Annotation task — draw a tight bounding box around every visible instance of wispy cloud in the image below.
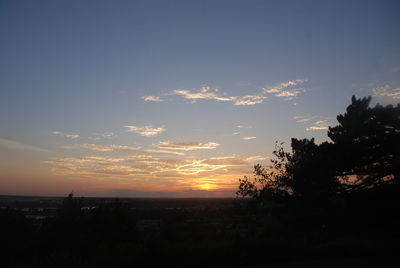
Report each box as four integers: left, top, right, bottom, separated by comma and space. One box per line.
171, 86, 235, 103
294, 115, 332, 131
372, 84, 400, 99
200, 155, 266, 166
142, 149, 185, 156
237, 125, 251, 129
44, 154, 266, 183
171, 86, 267, 106
296, 118, 311, 123
242, 136, 256, 140
0, 138, 49, 152
175, 156, 266, 175
263, 79, 307, 100
274, 89, 306, 100
233, 95, 267, 106
155, 141, 220, 151
142, 95, 164, 102
124, 125, 166, 137
43, 153, 269, 194
293, 115, 313, 123
145, 79, 307, 106
62, 144, 141, 152
62, 143, 185, 156
306, 120, 330, 131
52, 131, 80, 139
263, 79, 306, 93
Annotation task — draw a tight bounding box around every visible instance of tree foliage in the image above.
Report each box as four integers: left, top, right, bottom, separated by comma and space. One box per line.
237, 142, 290, 201
238, 96, 400, 201
328, 96, 400, 191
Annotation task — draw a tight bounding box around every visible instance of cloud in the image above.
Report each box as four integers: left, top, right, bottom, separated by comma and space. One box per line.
171, 86, 268, 106
274, 89, 306, 100
201, 156, 266, 166
263, 88, 280, 94
142, 95, 163, 102
372, 84, 400, 99
233, 95, 267, 106
293, 115, 313, 123
295, 115, 332, 131
296, 118, 311, 123
155, 141, 220, 151
43, 154, 268, 192
242, 136, 256, 140
306, 120, 330, 131
263, 79, 307, 100
0, 138, 49, 152
62, 143, 185, 156
124, 125, 166, 137
143, 79, 307, 106
52, 131, 80, 139
175, 161, 226, 175
126, 155, 160, 161
263, 79, 306, 93
94, 166, 144, 176
43, 156, 145, 176
171, 86, 235, 103
142, 149, 185, 156
62, 144, 141, 152
237, 125, 251, 129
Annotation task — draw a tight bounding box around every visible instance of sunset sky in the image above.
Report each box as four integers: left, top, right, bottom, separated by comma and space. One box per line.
1, 0, 399, 197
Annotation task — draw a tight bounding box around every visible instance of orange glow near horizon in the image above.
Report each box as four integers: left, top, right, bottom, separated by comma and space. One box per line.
196, 183, 214, 191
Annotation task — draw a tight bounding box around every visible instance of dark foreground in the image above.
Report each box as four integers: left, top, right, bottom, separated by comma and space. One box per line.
1, 193, 398, 267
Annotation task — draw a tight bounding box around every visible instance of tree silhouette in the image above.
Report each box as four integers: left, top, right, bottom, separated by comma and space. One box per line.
237, 142, 290, 201
285, 138, 340, 199
328, 96, 400, 192
238, 95, 400, 202
237, 139, 340, 201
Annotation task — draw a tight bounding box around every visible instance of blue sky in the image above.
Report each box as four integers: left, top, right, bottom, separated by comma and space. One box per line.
1, 0, 399, 197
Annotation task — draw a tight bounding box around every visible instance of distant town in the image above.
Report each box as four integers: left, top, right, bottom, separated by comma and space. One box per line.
0, 195, 263, 237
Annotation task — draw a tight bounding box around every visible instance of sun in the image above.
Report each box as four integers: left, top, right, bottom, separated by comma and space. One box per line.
197, 183, 214, 191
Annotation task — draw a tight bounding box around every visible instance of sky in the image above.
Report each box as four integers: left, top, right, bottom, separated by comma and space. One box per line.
1, 0, 399, 197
